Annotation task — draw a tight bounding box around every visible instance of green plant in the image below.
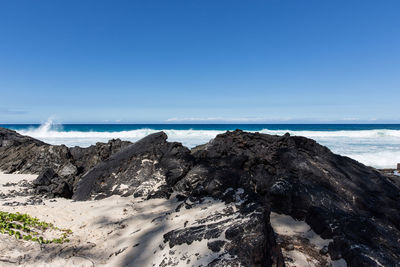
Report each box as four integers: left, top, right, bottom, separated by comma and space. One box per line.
0, 211, 72, 244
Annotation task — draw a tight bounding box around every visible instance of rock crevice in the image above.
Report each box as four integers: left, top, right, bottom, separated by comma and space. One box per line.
1, 127, 399, 266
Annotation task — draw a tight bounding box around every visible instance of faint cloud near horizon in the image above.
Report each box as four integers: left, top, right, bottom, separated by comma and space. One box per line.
166, 117, 400, 124
0, 107, 27, 115
342, 117, 360, 121
166, 117, 293, 123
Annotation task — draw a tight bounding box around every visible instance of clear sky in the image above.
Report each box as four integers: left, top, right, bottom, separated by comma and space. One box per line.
0, 0, 399, 123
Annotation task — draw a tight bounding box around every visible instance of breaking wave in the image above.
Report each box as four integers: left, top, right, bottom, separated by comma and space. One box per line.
16, 120, 400, 169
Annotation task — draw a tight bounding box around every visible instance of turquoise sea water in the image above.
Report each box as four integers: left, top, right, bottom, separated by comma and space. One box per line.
3, 123, 400, 132
2, 122, 400, 169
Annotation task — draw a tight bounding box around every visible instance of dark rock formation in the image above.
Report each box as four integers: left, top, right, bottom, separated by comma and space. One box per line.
69, 138, 131, 175
31, 168, 72, 198
0, 128, 73, 174
73, 132, 192, 201
32, 168, 57, 187
0, 127, 130, 198
0, 128, 130, 176
381, 168, 400, 188
0, 127, 45, 148
162, 192, 283, 267
1, 127, 399, 266
184, 130, 400, 266
139, 129, 399, 266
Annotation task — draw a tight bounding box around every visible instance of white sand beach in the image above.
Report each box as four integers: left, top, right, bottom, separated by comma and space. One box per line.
0, 171, 348, 267
0, 172, 241, 266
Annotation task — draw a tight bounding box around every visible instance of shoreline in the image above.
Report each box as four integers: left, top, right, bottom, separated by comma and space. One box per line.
1, 127, 399, 266
2, 123, 400, 169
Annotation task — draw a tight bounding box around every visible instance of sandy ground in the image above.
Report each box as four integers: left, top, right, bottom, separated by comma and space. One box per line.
0, 172, 348, 267
0, 172, 237, 266
270, 212, 347, 267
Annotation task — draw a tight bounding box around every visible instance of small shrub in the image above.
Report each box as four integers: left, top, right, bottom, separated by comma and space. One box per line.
0, 211, 72, 244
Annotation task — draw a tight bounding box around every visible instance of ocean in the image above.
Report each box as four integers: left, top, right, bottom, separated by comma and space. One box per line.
2, 121, 400, 169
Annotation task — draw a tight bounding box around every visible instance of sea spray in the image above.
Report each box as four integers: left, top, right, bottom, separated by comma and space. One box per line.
5, 122, 400, 169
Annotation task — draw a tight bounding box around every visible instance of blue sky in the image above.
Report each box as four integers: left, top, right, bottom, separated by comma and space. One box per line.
0, 0, 399, 123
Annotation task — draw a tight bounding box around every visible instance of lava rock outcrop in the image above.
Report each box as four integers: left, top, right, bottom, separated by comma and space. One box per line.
1, 127, 399, 266
0, 127, 130, 197
73, 132, 192, 201
187, 130, 400, 266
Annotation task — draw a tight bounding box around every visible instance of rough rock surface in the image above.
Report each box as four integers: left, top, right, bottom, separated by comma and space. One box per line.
73, 132, 193, 201
160, 190, 283, 267
1, 127, 400, 266
0, 128, 71, 174
0, 187, 283, 267
186, 130, 400, 266
0, 127, 130, 197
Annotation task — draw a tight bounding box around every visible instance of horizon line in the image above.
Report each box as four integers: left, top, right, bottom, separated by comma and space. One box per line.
2, 122, 400, 125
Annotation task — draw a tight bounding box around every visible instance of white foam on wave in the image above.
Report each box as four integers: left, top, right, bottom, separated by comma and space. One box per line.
18, 121, 223, 149
259, 129, 400, 138
16, 121, 400, 169
257, 129, 400, 169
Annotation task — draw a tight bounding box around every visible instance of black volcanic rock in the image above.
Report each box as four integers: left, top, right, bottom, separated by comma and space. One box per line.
0, 129, 73, 174
32, 168, 57, 187
1, 127, 400, 266
162, 191, 284, 267
0, 127, 130, 198
73, 132, 193, 201
207, 240, 225, 252
0, 127, 130, 176
0, 127, 45, 148
183, 130, 400, 266
53, 181, 73, 198
69, 138, 131, 175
